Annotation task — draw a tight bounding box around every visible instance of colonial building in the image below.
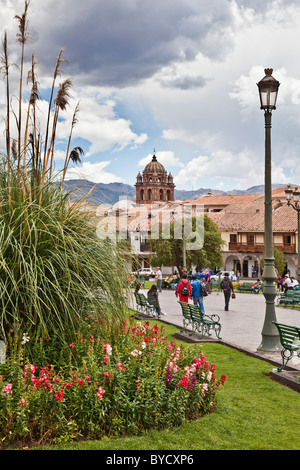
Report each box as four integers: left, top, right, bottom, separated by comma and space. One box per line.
92, 180, 299, 278
204, 193, 298, 277
135, 154, 175, 204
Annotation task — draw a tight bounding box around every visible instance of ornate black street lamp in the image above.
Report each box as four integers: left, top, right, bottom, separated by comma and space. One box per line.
257, 68, 281, 351
285, 185, 300, 282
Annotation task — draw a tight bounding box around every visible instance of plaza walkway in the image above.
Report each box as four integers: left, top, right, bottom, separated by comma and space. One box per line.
130, 288, 300, 370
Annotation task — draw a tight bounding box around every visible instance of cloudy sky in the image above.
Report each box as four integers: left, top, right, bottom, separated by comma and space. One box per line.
1, 0, 300, 192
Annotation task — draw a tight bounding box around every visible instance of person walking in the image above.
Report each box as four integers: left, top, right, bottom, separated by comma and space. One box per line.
204, 269, 211, 294
191, 275, 205, 313
220, 272, 235, 311
176, 273, 192, 302
155, 267, 162, 292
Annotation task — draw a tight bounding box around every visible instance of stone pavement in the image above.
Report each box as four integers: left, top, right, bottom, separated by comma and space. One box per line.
130, 288, 300, 371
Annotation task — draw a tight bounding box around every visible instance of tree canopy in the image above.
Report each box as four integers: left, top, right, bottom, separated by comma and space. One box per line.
149, 214, 224, 273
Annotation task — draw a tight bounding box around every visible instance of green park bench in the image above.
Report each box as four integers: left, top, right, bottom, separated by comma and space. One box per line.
188, 304, 222, 339
237, 283, 255, 293
178, 301, 222, 339
178, 301, 194, 335
135, 293, 157, 318
272, 322, 300, 372
277, 290, 300, 307
211, 280, 221, 291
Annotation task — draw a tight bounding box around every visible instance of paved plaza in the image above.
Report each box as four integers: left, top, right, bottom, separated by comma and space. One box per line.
131, 288, 300, 370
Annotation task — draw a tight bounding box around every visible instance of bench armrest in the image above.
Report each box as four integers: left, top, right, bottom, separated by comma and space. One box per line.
203, 313, 220, 322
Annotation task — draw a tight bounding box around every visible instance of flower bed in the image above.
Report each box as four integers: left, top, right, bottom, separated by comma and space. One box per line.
0, 317, 226, 447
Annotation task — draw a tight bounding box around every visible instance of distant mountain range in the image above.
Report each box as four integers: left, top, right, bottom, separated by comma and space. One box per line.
62, 179, 291, 206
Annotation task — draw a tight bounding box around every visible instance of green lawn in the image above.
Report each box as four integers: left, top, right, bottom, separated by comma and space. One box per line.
33, 322, 300, 451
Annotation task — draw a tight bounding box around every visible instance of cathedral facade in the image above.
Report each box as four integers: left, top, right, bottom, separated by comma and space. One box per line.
135, 154, 175, 204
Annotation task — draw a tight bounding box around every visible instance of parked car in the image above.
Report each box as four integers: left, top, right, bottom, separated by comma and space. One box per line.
212, 271, 237, 281
133, 268, 156, 278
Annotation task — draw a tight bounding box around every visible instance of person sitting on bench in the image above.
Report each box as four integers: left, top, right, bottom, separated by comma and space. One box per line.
252, 279, 262, 294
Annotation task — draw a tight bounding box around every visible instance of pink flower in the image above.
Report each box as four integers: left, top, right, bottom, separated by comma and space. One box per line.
103, 372, 110, 382
104, 343, 112, 355
18, 398, 26, 406
2, 383, 12, 395
96, 386, 105, 401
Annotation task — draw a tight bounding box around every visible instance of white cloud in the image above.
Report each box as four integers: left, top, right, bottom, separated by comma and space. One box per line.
173, 148, 289, 190
55, 90, 148, 156
63, 161, 123, 184
139, 151, 184, 169
3, 0, 300, 193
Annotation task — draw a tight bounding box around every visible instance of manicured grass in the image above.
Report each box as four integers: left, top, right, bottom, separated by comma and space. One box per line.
33, 322, 300, 451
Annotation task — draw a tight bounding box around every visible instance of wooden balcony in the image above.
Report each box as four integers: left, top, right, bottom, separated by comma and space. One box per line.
274, 243, 296, 254
228, 242, 296, 254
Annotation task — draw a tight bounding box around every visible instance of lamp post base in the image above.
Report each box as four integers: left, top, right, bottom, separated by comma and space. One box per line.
257, 259, 281, 352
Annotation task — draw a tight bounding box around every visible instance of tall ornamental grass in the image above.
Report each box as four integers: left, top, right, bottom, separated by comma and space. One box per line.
0, 2, 131, 348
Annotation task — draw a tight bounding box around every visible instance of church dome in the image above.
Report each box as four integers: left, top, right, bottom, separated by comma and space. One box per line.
135, 153, 175, 204
143, 155, 166, 174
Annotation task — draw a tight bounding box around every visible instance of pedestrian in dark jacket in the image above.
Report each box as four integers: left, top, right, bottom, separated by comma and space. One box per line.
220, 273, 234, 311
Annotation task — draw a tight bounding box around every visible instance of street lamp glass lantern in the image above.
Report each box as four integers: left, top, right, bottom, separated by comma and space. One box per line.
293, 188, 300, 203
257, 68, 280, 111
285, 185, 293, 202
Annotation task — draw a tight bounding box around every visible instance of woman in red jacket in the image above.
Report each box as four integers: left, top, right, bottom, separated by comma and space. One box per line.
176, 273, 192, 302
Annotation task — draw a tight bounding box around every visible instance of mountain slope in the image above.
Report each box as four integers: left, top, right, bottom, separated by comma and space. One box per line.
62, 180, 292, 205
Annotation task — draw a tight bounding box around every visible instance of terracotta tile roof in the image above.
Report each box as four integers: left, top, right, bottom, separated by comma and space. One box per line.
185, 193, 263, 206
272, 203, 298, 231
207, 202, 297, 232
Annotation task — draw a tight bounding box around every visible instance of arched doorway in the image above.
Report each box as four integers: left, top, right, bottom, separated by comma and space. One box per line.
243, 258, 249, 278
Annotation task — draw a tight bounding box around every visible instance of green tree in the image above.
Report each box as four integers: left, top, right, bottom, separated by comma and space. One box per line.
260, 247, 286, 277
149, 214, 224, 273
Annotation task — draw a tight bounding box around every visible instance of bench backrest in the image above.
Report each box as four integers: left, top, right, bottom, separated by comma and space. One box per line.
135, 293, 142, 305
282, 290, 296, 296
188, 304, 203, 320
178, 301, 192, 319
273, 322, 300, 349
136, 293, 148, 306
